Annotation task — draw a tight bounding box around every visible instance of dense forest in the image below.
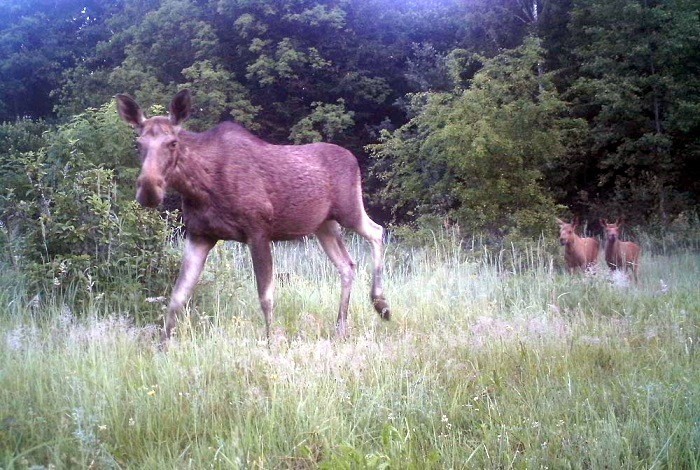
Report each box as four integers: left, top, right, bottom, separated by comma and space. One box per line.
0, 0, 698, 290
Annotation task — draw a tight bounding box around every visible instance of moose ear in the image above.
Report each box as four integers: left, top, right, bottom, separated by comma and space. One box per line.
116, 94, 145, 128
555, 218, 565, 226
169, 89, 191, 125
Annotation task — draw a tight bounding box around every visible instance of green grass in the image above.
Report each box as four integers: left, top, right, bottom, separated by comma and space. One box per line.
1, 235, 698, 468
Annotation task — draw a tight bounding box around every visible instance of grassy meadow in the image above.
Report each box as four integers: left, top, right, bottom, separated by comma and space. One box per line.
1, 232, 699, 468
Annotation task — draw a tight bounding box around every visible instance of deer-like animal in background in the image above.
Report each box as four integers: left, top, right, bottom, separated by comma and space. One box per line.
602, 220, 641, 283
556, 218, 600, 273
116, 90, 390, 343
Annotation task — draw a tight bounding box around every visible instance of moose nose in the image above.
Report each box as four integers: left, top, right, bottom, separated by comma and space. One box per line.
136, 176, 165, 208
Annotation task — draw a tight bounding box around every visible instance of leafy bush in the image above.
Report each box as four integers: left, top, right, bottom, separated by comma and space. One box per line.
369, 38, 584, 238
289, 99, 355, 144
0, 103, 180, 315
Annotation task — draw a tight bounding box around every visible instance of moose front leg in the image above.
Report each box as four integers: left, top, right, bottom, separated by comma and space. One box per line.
249, 236, 275, 338
162, 235, 216, 342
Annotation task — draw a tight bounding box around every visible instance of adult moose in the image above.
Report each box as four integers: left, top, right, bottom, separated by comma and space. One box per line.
555, 218, 599, 273
116, 90, 390, 342
602, 219, 641, 283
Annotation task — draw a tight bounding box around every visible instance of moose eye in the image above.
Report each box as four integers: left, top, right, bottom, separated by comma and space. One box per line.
168, 140, 178, 150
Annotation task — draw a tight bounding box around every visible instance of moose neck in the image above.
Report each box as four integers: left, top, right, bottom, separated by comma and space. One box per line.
570, 234, 581, 247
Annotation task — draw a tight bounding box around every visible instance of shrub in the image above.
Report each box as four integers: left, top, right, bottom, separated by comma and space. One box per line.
0, 103, 180, 317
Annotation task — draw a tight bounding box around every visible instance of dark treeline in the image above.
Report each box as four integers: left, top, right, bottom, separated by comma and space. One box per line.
1, 0, 698, 241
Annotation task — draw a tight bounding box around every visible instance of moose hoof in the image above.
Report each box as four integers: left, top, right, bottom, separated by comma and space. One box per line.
157, 335, 170, 352
373, 298, 391, 321
159, 325, 176, 350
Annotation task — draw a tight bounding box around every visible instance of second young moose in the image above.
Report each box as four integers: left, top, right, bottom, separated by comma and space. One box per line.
116, 90, 390, 342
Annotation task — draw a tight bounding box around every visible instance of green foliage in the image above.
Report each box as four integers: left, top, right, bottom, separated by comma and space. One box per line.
211, 0, 463, 141
56, 0, 224, 118
565, 0, 700, 221
182, 59, 260, 130
0, 119, 50, 204
1, 0, 699, 248
0, 0, 115, 120
246, 37, 332, 86
370, 38, 584, 237
46, 101, 136, 171
0, 103, 180, 308
284, 4, 346, 29
405, 42, 454, 92
118, 0, 218, 83
289, 99, 355, 144
456, 0, 532, 54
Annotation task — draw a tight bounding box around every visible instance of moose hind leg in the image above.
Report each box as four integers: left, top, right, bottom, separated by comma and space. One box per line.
354, 213, 390, 320
630, 259, 640, 284
163, 236, 216, 342
316, 221, 356, 337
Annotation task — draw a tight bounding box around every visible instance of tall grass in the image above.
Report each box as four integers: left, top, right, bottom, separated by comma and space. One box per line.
1, 232, 698, 468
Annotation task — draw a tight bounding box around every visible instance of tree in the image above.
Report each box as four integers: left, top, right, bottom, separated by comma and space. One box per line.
182, 60, 260, 130
0, 0, 117, 120
209, 0, 466, 147
566, 0, 700, 222
370, 38, 584, 237
55, 0, 216, 113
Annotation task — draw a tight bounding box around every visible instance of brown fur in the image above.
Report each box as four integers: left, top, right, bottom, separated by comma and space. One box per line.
116, 90, 390, 342
602, 220, 641, 283
556, 218, 599, 273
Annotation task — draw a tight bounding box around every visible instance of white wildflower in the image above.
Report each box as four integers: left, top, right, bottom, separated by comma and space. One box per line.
5, 326, 24, 351
610, 270, 630, 289
58, 305, 74, 328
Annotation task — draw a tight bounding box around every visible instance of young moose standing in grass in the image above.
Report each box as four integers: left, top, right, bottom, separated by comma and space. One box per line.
556, 218, 600, 273
116, 90, 390, 343
602, 219, 642, 283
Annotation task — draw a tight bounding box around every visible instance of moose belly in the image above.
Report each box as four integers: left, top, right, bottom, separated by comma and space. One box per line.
270, 198, 331, 240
